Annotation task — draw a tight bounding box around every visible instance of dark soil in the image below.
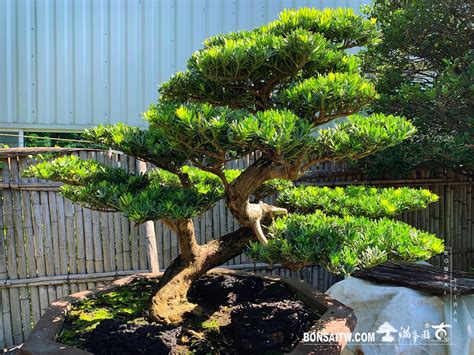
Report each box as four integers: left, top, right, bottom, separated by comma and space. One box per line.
86, 320, 181, 354
59, 274, 319, 355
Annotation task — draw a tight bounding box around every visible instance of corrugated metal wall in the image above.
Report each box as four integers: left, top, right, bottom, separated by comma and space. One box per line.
0, 0, 367, 132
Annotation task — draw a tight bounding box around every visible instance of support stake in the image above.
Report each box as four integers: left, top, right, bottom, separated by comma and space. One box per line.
138, 161, 160, 273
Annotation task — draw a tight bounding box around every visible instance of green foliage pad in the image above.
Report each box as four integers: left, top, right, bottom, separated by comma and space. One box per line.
278, 185, 438, 218
249, 211, 443, 275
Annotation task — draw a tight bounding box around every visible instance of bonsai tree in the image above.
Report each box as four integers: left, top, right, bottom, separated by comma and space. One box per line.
355, 0, 473, 177
26, 8, 444, 324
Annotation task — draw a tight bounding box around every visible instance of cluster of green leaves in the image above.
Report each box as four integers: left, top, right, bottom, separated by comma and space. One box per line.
144, 101, 415, 169
159, 70, 257, 110
117, 186, 221, 223
248, 211, 444, 275
204, 30, 360, 81
277, 185, 438, 218
265, 8, 379, 49
84, 123, 186, 172
24, 156, 228, 221
309, 113, 416, 162
229, 110, 313, 162
24, 155, 133, 187
355, 0, 473, 177
189, 29, 327, 84
248, 184, 442, 271
24, 154, 289, 222
278, 72, 377, 121
160, 7, 378, 117
146, 101, 322, 165
116, 167, 241, 222
144, 103, 250, 164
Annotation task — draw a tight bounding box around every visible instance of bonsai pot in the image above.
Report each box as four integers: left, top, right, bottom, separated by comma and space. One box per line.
20, 269, 356, 355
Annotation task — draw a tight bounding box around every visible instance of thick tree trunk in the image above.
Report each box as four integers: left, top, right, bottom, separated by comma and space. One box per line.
147, 226, 253, 324
147, 254, 205, 324
147, 156, 298, 324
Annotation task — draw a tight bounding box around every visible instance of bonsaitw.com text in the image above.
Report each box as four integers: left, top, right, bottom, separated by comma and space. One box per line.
303, 332, 376, 343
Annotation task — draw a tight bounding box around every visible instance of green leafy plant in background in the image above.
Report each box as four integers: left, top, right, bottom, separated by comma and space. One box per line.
25, 7, 443, 324
354, 0, 473, 177
24, 132, 101, 148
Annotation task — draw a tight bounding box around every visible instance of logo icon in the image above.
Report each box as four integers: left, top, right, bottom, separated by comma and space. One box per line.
431, 322, 451, 340
376, 322, 398, 342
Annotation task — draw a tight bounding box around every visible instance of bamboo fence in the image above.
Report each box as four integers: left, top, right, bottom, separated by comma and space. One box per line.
0, 149, 472, 349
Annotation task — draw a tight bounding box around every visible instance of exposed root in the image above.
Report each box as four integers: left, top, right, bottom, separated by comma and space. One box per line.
182, 326, 206, 340
149, 296, 198, 324
251, 219, 269, 244
247, 202, 288, 245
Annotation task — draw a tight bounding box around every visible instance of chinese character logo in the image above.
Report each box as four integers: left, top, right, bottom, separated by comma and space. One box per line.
431, 322, 451, 340
376, 321, 398, 342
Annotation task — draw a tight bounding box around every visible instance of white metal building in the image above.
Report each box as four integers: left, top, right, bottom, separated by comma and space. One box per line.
0, 0, 367, 145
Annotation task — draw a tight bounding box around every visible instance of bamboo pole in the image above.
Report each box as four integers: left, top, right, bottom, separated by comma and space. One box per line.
128, 157, 140, 270
199, 208, 206, 260
138, 223, 147, 270
119, 154, 132, 271
137, 161, 160, 273
64, 198, 78, 294
145, 222, 160, 273
155, 221, 164, 270
74, 206, 90, 274
0, 270, 150, 288
11, 158, 31, 334
225, 200, 235, 265
33, 196, 50, 314
104, 151, 117, 273
3, 159, 23, 344
170, 221, 178, 262
0, 162, 11, 349
18, 158, 42, 328
47, 189, 61, 288
54, 192, 70, 297
0, 263, 283, 289
40, 189, 57, 304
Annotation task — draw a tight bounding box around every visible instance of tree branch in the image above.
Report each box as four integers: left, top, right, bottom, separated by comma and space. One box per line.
163, 218, 200, 262
257, 56, 309, 110
225, 156, 298, 242
246, 202, 287, 244
190, 158, 229, 188
313, 110, 357, 125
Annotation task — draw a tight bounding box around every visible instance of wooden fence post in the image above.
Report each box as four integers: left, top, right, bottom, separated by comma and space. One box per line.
138, 161, 160, 273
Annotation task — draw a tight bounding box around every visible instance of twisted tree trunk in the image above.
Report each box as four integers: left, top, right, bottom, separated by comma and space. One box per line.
147, 224, 253, 323
147, 157, 296, 324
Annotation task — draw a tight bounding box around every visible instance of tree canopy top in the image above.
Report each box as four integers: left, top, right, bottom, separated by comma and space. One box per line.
25, 7, 417, 221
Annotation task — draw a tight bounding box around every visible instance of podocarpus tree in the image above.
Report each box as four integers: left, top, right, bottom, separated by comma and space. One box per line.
26, 8, 444, 324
